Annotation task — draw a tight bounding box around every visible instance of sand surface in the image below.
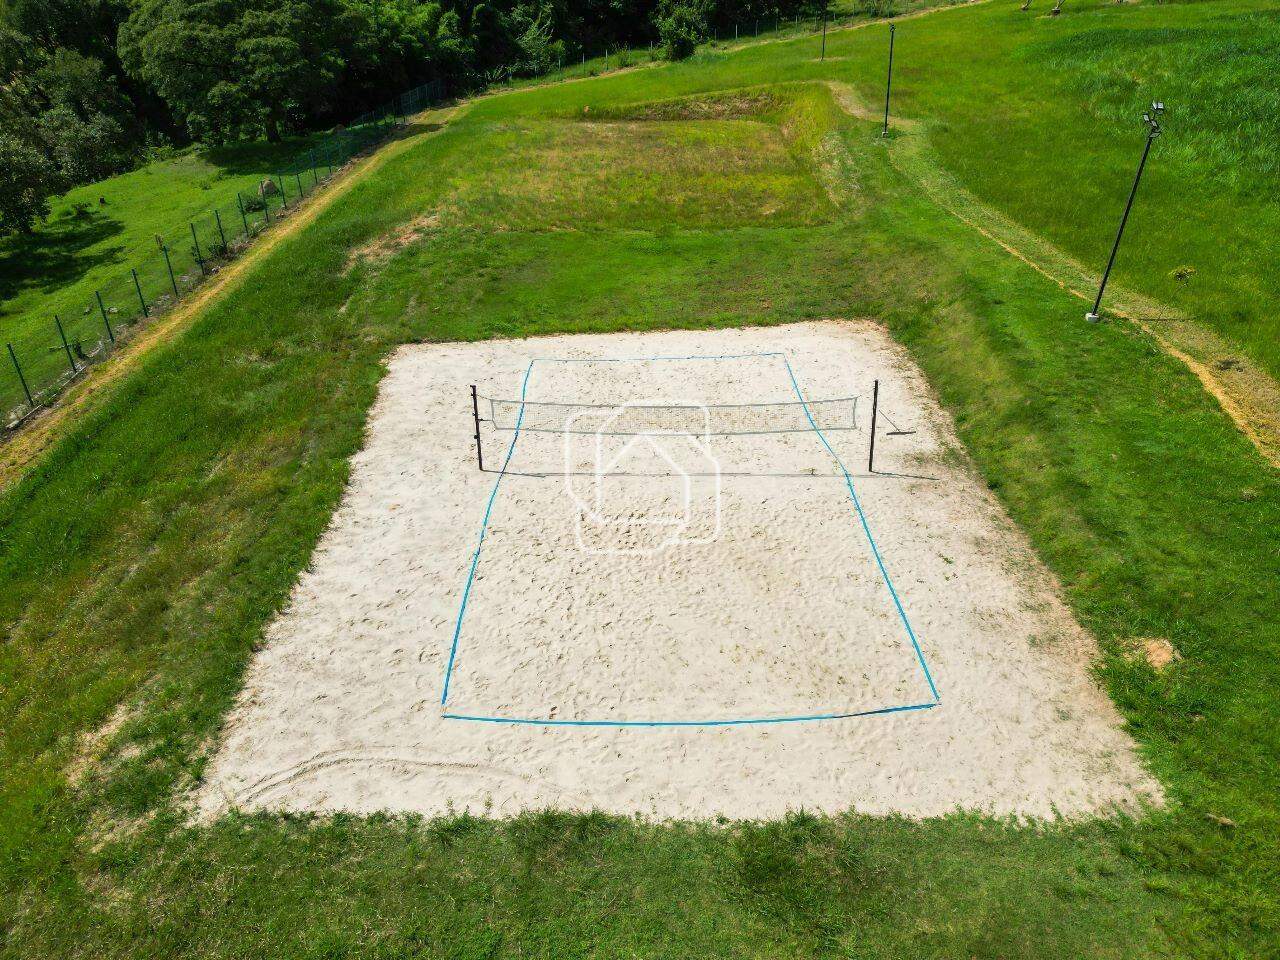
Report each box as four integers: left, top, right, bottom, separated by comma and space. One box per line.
196, 322, 1162, 821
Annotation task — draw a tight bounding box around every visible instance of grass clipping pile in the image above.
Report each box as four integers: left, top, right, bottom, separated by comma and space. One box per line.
198, 322, 1161, 821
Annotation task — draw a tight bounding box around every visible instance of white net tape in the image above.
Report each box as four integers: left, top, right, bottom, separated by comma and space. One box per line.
484, 395, 859, 436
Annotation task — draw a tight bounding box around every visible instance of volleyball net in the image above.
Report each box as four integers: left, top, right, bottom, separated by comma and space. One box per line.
480, 394, 860, 437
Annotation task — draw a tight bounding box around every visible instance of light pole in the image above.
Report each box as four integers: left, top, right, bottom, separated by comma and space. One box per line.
1086, 102, 1163, 323
882, 24, 896, 137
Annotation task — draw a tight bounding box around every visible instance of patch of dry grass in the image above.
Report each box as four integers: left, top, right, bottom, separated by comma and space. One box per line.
433, 118, 836, 231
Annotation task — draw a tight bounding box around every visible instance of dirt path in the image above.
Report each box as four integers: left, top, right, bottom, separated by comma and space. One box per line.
823, 79, 1280, 469
717, 0, 992, 55
0, 106, 463, 491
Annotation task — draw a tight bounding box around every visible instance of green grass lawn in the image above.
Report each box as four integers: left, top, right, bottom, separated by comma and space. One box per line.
0, 130, 375, 417
1, 4, 1277, 957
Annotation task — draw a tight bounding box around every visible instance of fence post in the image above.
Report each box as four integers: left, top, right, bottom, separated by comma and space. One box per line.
96, 291, 114, 342
190, 222, 206, 275
7, 343, 34, 408
214, 209, 228, 250
237, 192, 250, 234
161, 245, 179, 298
276, 174, 287, 209
296, 171, 304, 199
326, 146, 333, 176
132, 268, 149, 317
54, 315, 78, 374
310, 149, 319, 186
262, 188, 271, 225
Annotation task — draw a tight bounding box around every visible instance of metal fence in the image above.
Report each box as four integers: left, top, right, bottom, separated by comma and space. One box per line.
2, 78, 447, 430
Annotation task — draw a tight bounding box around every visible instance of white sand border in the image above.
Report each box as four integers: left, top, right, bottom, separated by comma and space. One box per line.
196, 321, 1162, 821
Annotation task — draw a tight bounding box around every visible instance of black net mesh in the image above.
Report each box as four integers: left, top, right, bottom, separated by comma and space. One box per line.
483, 395, 859, 436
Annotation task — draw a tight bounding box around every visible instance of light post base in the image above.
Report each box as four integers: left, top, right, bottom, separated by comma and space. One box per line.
1085, 312, 1101, 323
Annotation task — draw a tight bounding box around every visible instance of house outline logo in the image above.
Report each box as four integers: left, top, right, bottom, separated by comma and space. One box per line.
562, 400, 722, 555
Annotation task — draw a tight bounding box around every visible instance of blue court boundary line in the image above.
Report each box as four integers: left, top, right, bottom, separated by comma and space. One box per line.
779, 354, 940, 704
440, 349, 939, 723
441, 353, 782, 707
439, 358, 537, 706
443, 701, 936, 727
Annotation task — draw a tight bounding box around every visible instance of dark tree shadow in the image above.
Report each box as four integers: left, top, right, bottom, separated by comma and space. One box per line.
0, 212, 126, 305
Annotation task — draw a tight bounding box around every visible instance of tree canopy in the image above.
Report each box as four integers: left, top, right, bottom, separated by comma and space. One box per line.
120, 1, 350, 143
0, 0, 825, 235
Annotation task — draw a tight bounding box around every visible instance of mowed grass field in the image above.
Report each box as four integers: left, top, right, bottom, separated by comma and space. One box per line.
1, 2, 1277, 957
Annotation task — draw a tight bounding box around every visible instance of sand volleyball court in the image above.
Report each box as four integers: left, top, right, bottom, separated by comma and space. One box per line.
197, 321, 1161, 820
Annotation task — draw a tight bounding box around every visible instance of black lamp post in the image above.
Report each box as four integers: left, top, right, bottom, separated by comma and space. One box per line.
882, 24, 896, 137
1086, 102, 1163, 323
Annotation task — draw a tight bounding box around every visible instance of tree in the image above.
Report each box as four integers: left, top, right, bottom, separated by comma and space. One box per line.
121, 0, 346, 143
36, 106, 129, 184
654, 0, 711, 60
0, 132, 57, 235
0, 25, 58, 235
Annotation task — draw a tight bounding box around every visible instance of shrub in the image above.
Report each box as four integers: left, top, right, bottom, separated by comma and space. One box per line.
857, 0, 898, 16
655, 0, 712, 61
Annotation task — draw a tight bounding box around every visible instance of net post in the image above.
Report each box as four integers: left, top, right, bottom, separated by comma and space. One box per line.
868, 379, 879, 473
471, 384, 484, 471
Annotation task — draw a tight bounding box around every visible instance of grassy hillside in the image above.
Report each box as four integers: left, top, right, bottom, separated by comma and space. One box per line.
827, 0, 1280, 379
1, 4, 1277, 957
0, 135, 339, 416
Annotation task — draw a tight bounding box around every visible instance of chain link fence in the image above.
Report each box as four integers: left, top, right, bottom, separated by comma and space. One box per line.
3, 78, 447, 430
